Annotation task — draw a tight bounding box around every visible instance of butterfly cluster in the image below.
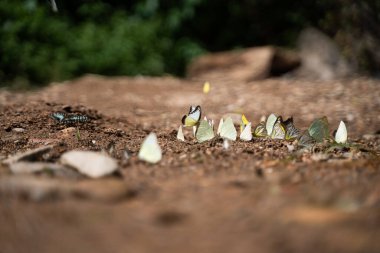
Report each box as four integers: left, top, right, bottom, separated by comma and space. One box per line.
50, 112, 89, 124
179, 105, 348, 147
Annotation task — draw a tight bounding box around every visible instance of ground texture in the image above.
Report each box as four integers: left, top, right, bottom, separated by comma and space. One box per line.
0, 75, 380, 253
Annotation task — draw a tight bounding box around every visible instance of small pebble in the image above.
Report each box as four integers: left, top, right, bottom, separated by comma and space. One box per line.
12, 128, 25, 133
61, 151, 118, 178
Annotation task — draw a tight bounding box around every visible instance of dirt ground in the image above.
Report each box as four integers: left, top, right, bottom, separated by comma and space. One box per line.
0, 75, 380, 253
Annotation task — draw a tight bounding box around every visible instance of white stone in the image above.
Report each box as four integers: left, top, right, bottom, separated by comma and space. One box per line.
61, 151, 118, 178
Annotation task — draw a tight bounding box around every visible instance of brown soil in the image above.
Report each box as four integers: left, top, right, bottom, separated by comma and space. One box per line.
0, 75, 380, 253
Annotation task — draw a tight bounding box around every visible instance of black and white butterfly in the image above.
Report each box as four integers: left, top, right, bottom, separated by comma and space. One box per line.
50, 112, 89, 124
181, 105, 201, 127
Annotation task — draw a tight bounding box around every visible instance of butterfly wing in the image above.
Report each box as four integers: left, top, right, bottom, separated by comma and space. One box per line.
220, 117, 237, 141
308, 116, 329, 142
335, 121, 347, 144
298, 130, 316, 147
240, 114, 249, 132
240, 122, 252, 141
182, 105, 202, 127
217, 118, 224, 135
266, 114, 277, 136
177, 125, 185, 142
138, 133, 162, 163
51, 112, 66, 122
254, 121, 267, 137
203, 82, 211, 94
283, 117, 301, 140
270, 117, 286, 140
195, 119, 215, 143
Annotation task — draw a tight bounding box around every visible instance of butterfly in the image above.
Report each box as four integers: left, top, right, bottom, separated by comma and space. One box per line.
195, 119, 215, 143
240, 122, 252, 141
51, 112, 66, 121
283, 117, 301, 140
240, 114, 250, 132
308, 116, 329, 143
138, 132, 162, 164
177, 125, 185, 142
203, 82, 211, 94
204, 116, 214, 129
217, 118, 224, 135
334, 121, 347, 144
182, 105, 201, 127
270, 116, 286, 139
50, 112, 88, 124
297, 130, 316, 147
266, 113, 277, 136
220, 117, 237, 141
253, 121, 267, 137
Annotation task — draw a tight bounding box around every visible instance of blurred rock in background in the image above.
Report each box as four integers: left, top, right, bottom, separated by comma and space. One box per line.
293, 27, 353, 80
187, 47, 300, 82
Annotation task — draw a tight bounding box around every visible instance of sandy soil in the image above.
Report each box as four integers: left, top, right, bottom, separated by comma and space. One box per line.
0, 75, 379, 253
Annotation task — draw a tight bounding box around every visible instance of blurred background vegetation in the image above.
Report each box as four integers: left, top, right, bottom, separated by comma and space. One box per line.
1, 0, 379, 87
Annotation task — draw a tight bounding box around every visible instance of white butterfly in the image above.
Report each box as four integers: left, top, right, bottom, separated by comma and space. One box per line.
240, 122, 252, 141
177, 125, 185, 142
220, 117, 237, 141
217, 118, 224, 135
195, 119, 215, 143
138, 133, 162, 164
335, 120, 347, 144
266, 113, 277, 136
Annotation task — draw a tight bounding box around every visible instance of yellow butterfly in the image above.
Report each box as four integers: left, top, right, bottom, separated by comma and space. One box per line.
270, 116, 286, 140
182, 105, 201, 127
240, 114, 249, 132
239, 114, 252, 141
203, 82, 211, 94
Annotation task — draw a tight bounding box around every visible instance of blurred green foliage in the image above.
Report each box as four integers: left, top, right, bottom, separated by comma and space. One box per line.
0, 0, 379, 87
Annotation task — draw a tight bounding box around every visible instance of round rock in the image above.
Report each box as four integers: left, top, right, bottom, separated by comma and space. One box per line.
60, 151, 118, 178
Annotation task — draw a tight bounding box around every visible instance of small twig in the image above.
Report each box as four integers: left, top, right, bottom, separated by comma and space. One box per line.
76, 127, 81, 141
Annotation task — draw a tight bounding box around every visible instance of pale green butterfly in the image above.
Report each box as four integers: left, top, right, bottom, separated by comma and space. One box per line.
266, 113, 277, 136
195, 119, 215, 143
335, 120, 347, 144
270, 116, 286, 140
308, 116, 329, 143
220, 117, 237, 141
138, 133, 162, 164
297, 130, 316, 147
